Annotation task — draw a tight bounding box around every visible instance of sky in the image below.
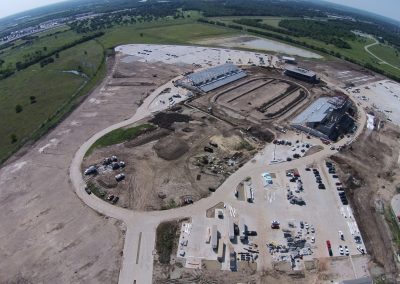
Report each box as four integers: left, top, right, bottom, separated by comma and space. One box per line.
0, 0, 399, 21
0, 0, 66, 19
320, 0, 400, 21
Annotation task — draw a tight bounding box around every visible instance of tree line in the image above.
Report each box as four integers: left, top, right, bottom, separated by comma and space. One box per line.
0, 32, 104, 80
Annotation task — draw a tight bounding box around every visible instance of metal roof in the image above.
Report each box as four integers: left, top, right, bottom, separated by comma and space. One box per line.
187, 63, 243, 86
200, 72, 247, 92
285, 65, 315, 77
292, 97, 336, 125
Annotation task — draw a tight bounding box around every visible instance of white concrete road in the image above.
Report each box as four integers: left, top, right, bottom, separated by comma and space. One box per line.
69, 45, 368, 284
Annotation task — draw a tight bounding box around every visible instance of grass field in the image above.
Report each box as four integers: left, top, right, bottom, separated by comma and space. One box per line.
0, 29, 83, 70
0, 39, 104, 162
99, 20, 237, 48
86, 123, 156, 156
369, 44, 400, 68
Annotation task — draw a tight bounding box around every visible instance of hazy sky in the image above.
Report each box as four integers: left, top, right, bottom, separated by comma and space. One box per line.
0, 0, 399, 21
321, 0, 399, 21
0, 0, 66, 19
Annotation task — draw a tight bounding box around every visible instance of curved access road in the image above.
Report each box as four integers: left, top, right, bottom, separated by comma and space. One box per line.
70, 51, 367, 284
364, 38, 400, 71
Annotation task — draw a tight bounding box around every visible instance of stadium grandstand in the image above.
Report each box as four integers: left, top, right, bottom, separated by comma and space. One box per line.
177, 63, 247, 93
291, 96, 355, 141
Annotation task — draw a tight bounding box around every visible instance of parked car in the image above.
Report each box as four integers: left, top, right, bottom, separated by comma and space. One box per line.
115, 173, 125, 182
246, 231, 257, 236
84, 165, 97, 175
318, 183, 326, 189
112, 196, 119, 204
339, 245, 344, 255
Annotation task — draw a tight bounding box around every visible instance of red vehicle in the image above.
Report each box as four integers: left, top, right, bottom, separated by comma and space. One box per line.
326, 240, 331, 249
326, 240, 333, 256
321, 138, 330, 145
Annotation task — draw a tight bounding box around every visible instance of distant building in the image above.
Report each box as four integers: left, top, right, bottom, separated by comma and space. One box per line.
178, 63, 247, 93
291, 96, 355, 141
284, 65, 318, 83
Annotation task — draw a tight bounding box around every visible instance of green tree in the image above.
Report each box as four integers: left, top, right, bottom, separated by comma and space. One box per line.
140, 33, 144, 37
10, 134, 17, 144
15, 104, 23, 113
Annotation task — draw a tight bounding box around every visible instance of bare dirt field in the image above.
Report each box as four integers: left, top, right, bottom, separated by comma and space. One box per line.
331, 122, 400, 281
83, 107, 262, 211
300, 58, 383, 88
0, 54, 192, 283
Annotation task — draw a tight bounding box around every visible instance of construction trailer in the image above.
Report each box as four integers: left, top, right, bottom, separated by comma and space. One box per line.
245, 183, 253, 203
217, 239, 225, 262
228, 218, 235, 241
239, 218, 246, 241
211, 225, 218, 249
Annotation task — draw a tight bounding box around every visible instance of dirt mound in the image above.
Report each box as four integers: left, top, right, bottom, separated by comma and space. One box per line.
154, 136, 189, 160
248, 126, 274, 142
125, 128, 171, 148
150, 112, 192, 129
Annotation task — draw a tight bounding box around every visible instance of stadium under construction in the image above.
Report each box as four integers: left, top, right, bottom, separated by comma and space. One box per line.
291, 96, 356, 141
177, 63, 247, 93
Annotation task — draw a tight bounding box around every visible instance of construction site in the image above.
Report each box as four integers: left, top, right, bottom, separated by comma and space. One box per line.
82, 107, 264, 211
4, 42, 398, 284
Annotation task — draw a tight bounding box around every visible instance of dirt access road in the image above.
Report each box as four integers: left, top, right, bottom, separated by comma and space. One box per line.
0, 54, 189, 283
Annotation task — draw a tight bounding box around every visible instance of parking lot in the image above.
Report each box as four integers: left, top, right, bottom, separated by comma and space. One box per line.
175, 156, 367, 273
350, 79, 400, 126
116, 44, 279, 68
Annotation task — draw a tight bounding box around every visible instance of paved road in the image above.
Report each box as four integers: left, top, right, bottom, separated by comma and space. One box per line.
364, 38, 400, 71
69, 50, 367, 284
